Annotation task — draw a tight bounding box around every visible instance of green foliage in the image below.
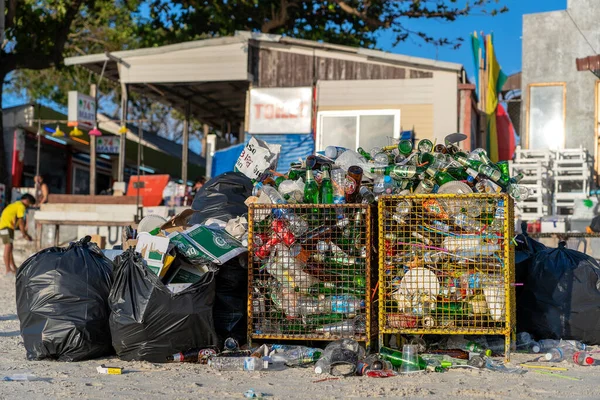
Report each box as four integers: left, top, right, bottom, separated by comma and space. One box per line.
142, 0, 508, 49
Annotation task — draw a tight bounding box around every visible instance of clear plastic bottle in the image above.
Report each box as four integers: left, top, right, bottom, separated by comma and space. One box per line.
270, 345, 322, 367
533, 339, 586, 354
325, 146, 348, 160
545, 347, 575, 362
209, 357, 266, 371
573, 351, 594, 366
314, 339, 365, 374
373, 173, 386, 197
320, 295, 365, 314
331, 168, 347, 204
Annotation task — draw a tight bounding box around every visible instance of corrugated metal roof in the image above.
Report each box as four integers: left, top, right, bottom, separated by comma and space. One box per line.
65, 31, 464, 73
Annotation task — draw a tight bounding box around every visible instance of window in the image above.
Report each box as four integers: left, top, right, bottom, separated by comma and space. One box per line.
317, 110, 401, 152
527, 83, 566, 150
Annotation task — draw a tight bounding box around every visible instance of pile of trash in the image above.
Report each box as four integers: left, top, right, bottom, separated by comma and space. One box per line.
12, 134, 600, 384
241, 134, 529, 207
172, 333, 595, 376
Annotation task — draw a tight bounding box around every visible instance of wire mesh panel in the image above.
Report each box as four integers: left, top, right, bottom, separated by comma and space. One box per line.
378, 194, 515, 358
248, 203, 373, 345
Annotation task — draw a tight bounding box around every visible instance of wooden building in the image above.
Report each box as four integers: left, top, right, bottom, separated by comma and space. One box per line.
66, 31, 477, 176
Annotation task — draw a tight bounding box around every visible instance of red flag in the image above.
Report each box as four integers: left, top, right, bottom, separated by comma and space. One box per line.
496, 103, 515, 161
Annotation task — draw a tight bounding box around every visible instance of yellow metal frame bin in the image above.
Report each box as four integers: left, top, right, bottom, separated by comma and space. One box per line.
378, 193, 515, 359
247, 203, 375, 348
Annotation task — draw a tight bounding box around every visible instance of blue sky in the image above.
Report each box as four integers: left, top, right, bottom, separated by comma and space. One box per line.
377, 0, 566, 79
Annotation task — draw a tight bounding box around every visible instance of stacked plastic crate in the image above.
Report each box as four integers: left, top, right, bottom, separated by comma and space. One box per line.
509, 146, 553, 221
552, 147, 592, 216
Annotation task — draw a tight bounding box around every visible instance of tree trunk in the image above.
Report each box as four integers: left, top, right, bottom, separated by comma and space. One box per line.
0, 74, 7, 190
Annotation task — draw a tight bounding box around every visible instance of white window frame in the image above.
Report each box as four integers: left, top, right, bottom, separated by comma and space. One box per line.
316, 109, 401, 152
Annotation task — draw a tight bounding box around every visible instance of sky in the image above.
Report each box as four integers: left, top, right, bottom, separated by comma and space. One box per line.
376, 0, 567, 79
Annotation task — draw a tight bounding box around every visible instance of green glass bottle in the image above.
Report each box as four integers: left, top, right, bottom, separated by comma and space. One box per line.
398, 140, 414, 156
275, 176, 285, 187
433, 170, 458, 186
320, 166, 334, 204
455, 156, 509, 187
288, 169, 305, 181
379, 347, 428, 370
304, 167, 320, 204
357, 147, 372, 161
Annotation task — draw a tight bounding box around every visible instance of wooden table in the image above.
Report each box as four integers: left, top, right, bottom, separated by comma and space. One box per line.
35, 219, 134, 250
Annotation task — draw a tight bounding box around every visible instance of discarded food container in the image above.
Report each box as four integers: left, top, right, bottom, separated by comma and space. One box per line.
96, 365, 123, 375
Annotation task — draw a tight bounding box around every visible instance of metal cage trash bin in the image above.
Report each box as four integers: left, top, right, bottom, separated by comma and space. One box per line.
378, 194, 516, 359
247, 203, 375, 348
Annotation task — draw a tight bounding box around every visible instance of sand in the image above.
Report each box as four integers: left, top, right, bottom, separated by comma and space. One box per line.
1, 237, 599, 400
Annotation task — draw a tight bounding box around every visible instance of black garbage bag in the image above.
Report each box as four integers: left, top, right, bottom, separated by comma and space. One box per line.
190, 172, 251, 347
16, 236, 113, 361
109, 249, 218, 362
518, 242, 600, 344
515, 222, 547, 311
213, 255, 249, 347
189, 172, 253, 225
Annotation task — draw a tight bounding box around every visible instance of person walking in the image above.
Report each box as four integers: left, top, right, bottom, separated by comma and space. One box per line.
0, 194, 35, 275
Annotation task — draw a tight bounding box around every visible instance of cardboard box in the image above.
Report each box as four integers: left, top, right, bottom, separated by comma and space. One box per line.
161, 209, 200, 234
90, 234, 106, 249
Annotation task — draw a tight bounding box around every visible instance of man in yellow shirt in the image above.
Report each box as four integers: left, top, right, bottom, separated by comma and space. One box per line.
0, 194, 35, 274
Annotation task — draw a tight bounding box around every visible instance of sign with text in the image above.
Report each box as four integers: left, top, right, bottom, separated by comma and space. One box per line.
248, 87, 312, 134
234, 137, 281, 181
68, 91, 96, 130
96, 136, 120, 154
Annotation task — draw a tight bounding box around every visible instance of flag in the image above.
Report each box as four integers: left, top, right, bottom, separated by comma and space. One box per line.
496, 103, 516, 161
485, 34, 507, 162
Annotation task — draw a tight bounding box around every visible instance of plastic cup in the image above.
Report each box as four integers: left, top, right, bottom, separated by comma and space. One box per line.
400, 344, 419, 374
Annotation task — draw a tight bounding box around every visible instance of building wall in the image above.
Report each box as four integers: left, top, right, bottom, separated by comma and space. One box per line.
317, 75, 458, 142
522, 0, 600, 153
254, 45, 435, 88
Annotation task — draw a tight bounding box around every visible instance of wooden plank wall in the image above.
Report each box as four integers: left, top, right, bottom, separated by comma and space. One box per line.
254, 47, 434, 88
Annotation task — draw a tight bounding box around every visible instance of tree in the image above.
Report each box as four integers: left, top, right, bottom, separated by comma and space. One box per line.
144, 0, 508, 49
0, 0, 90, 186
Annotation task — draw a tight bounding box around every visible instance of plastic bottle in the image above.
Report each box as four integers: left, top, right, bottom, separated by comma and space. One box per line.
314, 339, 365, 375
359, 186, 376, 204
209, 357, 266, 371
373, 173, 386, 197
270, 345, 322, 366
331, 168, 347, 204
532, 339, 586, 354
325, 146, 348, 160
573, 351, 594, 366
545, 347, 575, 362
320, 295, 365, 314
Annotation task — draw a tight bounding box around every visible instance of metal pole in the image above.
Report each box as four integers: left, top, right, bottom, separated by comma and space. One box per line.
118, 81, 128, 182
36, 105, 41, 177
89, 84, 97, 195
182, 102, 190, 185
136, 122, 142, 221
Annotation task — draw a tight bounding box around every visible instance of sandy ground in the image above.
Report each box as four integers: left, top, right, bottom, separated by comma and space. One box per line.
1, 237, 600, 400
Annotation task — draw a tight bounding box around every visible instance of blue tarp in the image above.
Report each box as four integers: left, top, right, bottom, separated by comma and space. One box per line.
250, 134, 315, 174
211, 143, 245, 177
211, 134, 315, 177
